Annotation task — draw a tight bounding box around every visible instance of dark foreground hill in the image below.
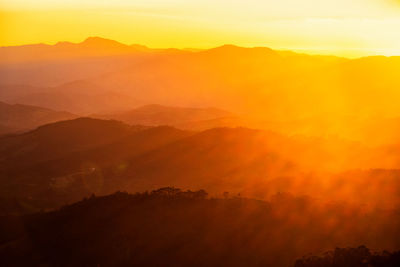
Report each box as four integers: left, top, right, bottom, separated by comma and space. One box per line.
0, 118, 191, 213
1, 118, 400, 215
0, 189, 399, 267
294, 246, 400, 267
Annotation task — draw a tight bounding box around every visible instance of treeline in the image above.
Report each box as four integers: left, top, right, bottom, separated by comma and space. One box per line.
0, 188, 399, 266
295, 246, 400, 267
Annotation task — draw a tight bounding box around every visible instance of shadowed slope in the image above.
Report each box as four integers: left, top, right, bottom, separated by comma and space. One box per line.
0, 117, 136, 169
3, 39, 400, 145
0, 101, 77, 134
1, 81, 141, 115
0, 120, 191, 212
0, 190, 399, 267
1, 121, 400, 213
95, 104, 232, 127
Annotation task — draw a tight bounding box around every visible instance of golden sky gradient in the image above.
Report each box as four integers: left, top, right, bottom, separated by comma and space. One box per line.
1, 0, 400, 57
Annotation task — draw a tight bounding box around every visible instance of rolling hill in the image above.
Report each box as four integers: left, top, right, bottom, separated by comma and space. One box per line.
0, 81, 141, 115
0, 101, 77, 134
0, 190, 398, 267
0, 117, 139, 170
1, 118, 400, 214
0, 118, 191, 211
0, 37, 149, 64
94, 104, 233, 127
3, 38, 400, 144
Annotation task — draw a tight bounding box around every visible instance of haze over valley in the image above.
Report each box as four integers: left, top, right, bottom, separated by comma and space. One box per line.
1, 21, 400, 266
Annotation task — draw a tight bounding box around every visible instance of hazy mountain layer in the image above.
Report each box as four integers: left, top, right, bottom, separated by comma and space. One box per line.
0, 118, 399, 214
94, 104, 232, 127
0, 101, 77, 134
0, 81, 141, 115
2, 38, 400, 144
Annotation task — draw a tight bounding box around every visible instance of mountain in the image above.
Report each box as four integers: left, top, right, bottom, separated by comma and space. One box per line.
294, 246, 400, 267
106, 127, 400, 203
1, 118, 400, 214
95, 104, 233, 127
0, 37, 185, 87
0, 190, 398, 267
0, 125, 294, 212
108, 127, 296, 194
86, 43, 347, 115
0, 101, 77, 134
2, 37, 400, 267
13, 90, 140, 115
90, 48, 400, 145
3, 39, 400, 145
0, 119, 191, 211
0, 84, 44, 101
0, 81, 141, 114
0, 125, 17, 136
0, 117, 138, 170
0, 37, 149, 64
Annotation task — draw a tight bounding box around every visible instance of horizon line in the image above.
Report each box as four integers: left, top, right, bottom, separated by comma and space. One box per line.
2, 36, 400, 60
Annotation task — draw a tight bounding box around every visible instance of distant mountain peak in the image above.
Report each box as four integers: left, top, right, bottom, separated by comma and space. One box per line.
213, 44, 241, 51
81, 36, 125, 47
203, 44, 276, 56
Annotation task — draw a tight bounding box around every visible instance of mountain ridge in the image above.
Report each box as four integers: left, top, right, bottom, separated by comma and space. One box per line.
0, 101, 77, 134
94, 104, 233, 127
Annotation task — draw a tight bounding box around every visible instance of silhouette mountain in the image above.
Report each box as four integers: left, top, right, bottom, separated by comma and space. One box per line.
0, 101, 77, 134
95, 104, 233, 127
0, 190, 399, 267
294, 246, 400, 267
106, 127, 400, 200
0, 119, 191, 212
0, 118, 137, 169
1, 118, 399, 214
0, 124, 15, 136
3, 38, 400, 145
0, 37, 149, 63
2, 37, 400, 267
0, 81, 141, 114
172, 116, 248, 131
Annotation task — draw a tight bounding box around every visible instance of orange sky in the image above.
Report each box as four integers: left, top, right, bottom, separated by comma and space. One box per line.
1, 0, 400, 57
